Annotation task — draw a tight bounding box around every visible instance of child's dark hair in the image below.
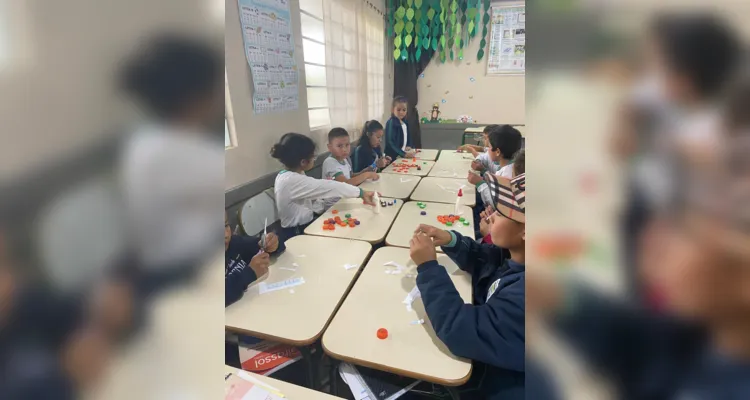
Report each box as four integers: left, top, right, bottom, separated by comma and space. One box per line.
488, 125, 523, 160
512, 149, 525, 177
328, 127, 350, 142
482, 124, 499, 135
392, 95, 408, 108
650, 13, 740, 100
120, 34, 221, 119
270, 133, 316, 169
358, 120, 384, 151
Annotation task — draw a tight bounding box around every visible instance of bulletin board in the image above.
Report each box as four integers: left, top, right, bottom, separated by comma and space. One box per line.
486, 4, 525, 75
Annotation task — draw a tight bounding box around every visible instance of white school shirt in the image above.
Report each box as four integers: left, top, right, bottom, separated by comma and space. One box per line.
477, 163, 514, 207
401, 122, 408, 151
321, 156, 353, 209
274, 170, 360, 228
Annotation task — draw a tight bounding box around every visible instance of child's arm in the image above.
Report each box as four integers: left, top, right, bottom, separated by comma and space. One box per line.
384, 119, 406, 158
440, 230, 505, 274
333, 171, 377, 186
287, 173, 362, 201
416, 259, 524, 371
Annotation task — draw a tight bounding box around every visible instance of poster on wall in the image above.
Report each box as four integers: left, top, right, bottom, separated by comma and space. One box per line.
486, 4, 525, 75
237, 0, 299, 113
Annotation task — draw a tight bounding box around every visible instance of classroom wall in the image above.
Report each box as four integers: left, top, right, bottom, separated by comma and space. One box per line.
225, 0, 311, 190
416, 1, 525, 125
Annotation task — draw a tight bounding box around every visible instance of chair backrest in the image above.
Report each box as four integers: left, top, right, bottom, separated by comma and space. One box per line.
237, 188, 278, 236
35, 175, 126, 293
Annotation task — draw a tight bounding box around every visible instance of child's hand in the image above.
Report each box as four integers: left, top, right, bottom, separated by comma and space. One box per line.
479, 218, 491, 237
261, 232, 279, 253
413, 224, 452, 247
471, 160, 483, 171
250, 252, 270, 278
456, 144, 467, 151
376, 158, 387, 168
467, 171, 483, 185
405, 150, 416, 158
368, 172, 380, 181
409, 232, 438, 266
469, 148, 479, 157
405, 146, 412, 152
361, 190, 378, 206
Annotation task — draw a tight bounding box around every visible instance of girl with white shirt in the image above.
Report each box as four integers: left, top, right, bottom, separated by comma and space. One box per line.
272, 133, 377, 242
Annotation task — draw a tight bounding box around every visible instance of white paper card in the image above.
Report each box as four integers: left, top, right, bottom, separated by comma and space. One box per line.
259, 277, 305, 294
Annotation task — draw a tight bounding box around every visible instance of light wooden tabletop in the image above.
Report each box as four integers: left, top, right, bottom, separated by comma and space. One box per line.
428, 159, 475, 178
322, 247, 473, 386
225, 366, 343, 399
410, 177, 476, 207
304, 197, 403, 243
438, 150, 478, 162
225, 236, 372, 345
385, 201, 474, 252
411, 148, 440, 161
358, 173, 420, 200
381, 160, 435, 176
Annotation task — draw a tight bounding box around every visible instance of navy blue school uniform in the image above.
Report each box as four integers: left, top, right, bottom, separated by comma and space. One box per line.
554, 284, 750, 399
225, 234, 285, 306
416, 231, 525, 400
352, 144, 384, 173
384, 116, 412, 160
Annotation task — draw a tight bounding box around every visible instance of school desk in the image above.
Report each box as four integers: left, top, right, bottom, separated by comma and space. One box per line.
225, 236, 372, 345
410, 148, 439, 161
304, 197, 403, 243
322, 246, 472, 394
225, 366, 344, 399
381, 159, 435, 176
427, 159, 475, 178
438, 149, 479, 162
385, 201, 474, 253
410, 177, 476, 207
357, 173, 420, 200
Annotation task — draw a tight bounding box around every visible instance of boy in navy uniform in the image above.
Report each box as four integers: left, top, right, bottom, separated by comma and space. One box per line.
410, 173, 526, 399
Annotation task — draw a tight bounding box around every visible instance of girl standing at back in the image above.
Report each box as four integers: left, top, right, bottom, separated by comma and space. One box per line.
272, 133, 377, 241
384, 96, 416, 160
352, 120, 392, 173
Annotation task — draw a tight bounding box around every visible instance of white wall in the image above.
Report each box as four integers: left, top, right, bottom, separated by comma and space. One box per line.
416, 1, 525, 125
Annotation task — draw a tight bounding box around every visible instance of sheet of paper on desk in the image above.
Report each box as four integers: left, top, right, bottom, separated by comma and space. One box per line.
225, 374, 283, 400
259, 277, 305, 294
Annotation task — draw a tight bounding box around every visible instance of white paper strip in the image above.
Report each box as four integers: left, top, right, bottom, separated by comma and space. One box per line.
258, 277, 305, 294
344, 263, 358, 270
403, 285, 422, 311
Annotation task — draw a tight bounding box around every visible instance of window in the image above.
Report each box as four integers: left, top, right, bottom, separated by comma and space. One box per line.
299, 0, 386, 132
225, 70, 237, 149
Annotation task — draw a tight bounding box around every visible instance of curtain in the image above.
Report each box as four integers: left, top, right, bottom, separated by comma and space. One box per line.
393, 49, 433, 148
322, 0, 386, 137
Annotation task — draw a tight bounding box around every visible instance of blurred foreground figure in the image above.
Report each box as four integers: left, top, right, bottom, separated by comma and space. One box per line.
530, 73, 750, 399
0, 34, 223, 399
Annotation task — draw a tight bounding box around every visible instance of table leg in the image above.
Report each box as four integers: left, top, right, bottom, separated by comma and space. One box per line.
444, 386, 461, 400
300, 346, 316, 389
328, 358, 340, 396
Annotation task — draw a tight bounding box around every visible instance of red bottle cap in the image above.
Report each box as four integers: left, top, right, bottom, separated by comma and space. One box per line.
457, 189, 463, 197
376, 328, 388, 339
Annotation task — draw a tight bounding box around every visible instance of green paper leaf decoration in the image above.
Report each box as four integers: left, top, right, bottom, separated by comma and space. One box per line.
405, 34, 412, 47
441, 0, 449, 7
451, 0, 457, 13
415, 9, 422, 21
432, 24, 439, 35
480, 38, 486, 48
427, 8, 435, 19
394, 48, 401, 60
477, 48, 484, 60
467, 8, 477, 19
394, 36, 402, 48
406, 8, 415, 21
401, 51, 408, 61
440, 51, 446, 63
431, 37, 438, 50
458, 49, 463, 59
407, 0, 413, 6
483, 13, 490, 24
415, 35, 420, 47
416, 47, 422, 60
483, 0, 490, 10
424, 36, 431, 49
450, 49, 454, 60
440, 36, 445, 48
415, 0, 423, 7
395, 21, 405, 33
406, 21, 414, 33
468, 20, 475, 35
455, 22, 461, 40
422, 25, 429, 35
440, 9, 445, 23
396, 6, 406, 19
450, 13, 456, 25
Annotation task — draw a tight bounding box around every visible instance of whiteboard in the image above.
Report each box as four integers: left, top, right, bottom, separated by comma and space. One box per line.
486, 4, 525, 75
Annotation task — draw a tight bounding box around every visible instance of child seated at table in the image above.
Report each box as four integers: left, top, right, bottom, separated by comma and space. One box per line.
272, 133, 377, 242
468, 125, 522, 179
322, 127, 380, 209
352, 120, 392, 173
479, 149, 524, 244
410, 173, 526, 399
384, 96, 416, 160
458, 124, 498, 158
